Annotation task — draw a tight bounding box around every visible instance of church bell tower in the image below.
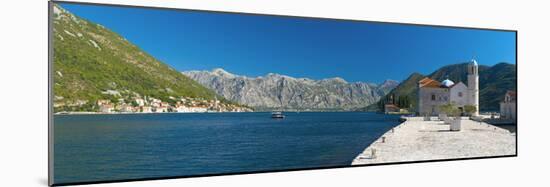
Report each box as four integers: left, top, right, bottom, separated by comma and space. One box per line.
467, 59, 479, 116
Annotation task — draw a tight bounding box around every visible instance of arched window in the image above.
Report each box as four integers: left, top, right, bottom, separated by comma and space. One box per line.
431, 94, 436, 101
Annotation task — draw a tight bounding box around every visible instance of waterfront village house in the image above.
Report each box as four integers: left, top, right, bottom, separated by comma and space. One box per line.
155, 106, 168, 113
500, 90, 517, 120
99, 104, 114, 113
384, 104, 400, 113
96, 99, 110, 106
383, 94, 400, 113
120, 104, 134, 113
141, 106, 152, 113
97, 100, 114, 113
134, 98, 145, 107
189, 106, 208, 113
418, 59, 479, 116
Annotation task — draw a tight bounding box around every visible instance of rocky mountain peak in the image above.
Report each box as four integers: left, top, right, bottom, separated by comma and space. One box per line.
321, 77, 348, 84
380, 79, 399, 88
183, 69, 398, 110
212, 68, 236, 78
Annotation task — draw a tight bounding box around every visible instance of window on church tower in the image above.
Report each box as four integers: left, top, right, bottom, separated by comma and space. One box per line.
431, 94, 435, 101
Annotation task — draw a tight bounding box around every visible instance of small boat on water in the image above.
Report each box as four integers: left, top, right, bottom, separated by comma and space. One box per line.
271, 111, 285, 118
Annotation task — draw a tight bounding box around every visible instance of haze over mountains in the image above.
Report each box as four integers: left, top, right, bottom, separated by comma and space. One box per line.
183, 69, 398, 110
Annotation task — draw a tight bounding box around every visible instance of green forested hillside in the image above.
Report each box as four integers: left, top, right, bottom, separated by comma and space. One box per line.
52, 4, 221, 111
477, 63, 517, 111
364, 73, 424, 111
367, 62, 516, 112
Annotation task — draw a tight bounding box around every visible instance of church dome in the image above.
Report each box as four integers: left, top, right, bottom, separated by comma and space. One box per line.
441, 79, 455, 87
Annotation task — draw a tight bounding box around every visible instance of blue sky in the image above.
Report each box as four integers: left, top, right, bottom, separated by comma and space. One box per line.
59, 3, 516, 84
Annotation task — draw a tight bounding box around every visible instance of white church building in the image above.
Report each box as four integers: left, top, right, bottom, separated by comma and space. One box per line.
417, 59, 479, 116
500, 90, 516, 120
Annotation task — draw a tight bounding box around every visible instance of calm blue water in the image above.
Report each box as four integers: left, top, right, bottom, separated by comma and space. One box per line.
54, 112, 400, 184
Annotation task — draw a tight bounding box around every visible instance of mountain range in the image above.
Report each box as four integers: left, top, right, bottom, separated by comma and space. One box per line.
183, 69, 398, 110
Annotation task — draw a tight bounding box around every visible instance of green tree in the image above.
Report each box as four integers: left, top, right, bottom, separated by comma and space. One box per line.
131, 100, 139, 107
463, 105, 477, 116
439, 103, 460, 117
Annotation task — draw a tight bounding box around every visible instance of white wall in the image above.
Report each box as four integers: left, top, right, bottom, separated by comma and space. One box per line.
419, 87, 449, 115
501, 102, 517, 120
1, 0, 549, 187
450, 82, 468, 107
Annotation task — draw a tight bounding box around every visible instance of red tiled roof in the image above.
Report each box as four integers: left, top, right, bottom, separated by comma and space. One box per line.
418, 77, 431, 84
506, 90, 517, 97
384, 104, 399, 109
418, 77, 442, 88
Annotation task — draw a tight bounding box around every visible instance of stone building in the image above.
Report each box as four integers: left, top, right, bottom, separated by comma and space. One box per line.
384, 104, 400, 113
417, 59, 479, 116
500, 90, 517, 120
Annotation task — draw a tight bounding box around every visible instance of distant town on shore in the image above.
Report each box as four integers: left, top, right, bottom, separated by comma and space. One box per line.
54, 95, 252, 114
